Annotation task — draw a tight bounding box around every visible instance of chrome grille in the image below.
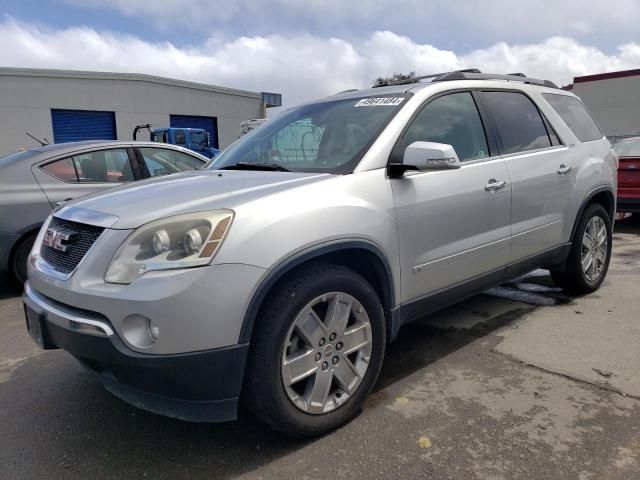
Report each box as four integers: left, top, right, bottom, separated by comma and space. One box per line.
40, 217, 104, 275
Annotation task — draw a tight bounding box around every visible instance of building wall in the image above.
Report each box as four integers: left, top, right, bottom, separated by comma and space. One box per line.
0, 70, 264, 157
572, 76, 640, 137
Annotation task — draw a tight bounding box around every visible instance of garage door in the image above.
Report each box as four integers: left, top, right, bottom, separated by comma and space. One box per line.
170, 115, 219, 148
51, 109, 117, 144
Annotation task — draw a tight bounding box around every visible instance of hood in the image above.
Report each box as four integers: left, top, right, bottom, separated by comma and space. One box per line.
60, 169, 331, 229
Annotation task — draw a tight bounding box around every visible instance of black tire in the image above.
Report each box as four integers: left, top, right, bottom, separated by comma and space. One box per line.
243, 262, 386, 438
11, 234, 36, 284
551, 203, 612, 295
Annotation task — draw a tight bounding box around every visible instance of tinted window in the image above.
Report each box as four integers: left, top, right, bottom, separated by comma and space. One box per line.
174, 130, 186, 145
138, 147, 204, 177
73, 149, 133, 183
543, 94, 603, 142
483, 91, 551, 154
402, 92, 489, 161
41, 157, 78, 182
41, 149, 133, 183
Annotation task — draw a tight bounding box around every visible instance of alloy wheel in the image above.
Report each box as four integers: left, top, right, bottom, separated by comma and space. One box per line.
581, 216, 608, 282
281, 292, 372, 414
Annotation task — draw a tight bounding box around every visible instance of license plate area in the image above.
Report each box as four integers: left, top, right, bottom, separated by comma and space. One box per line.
24, 303, 55, 350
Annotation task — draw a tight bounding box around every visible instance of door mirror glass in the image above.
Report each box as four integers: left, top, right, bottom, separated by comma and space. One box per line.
402, 141, 461, 171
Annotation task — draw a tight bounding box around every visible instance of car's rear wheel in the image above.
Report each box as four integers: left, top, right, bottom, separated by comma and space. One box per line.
551, 203, 612, 294
11, 233, 36, 284
244, 263, 386, 437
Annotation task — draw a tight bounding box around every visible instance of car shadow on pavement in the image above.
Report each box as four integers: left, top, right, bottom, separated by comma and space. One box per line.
0, 270, 570, 480
0, 275, 21, 300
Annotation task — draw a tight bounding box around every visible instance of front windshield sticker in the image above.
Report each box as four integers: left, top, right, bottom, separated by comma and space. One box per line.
354, 97, 404, 107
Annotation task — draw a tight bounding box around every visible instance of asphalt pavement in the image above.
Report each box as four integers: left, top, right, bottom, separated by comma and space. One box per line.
1, 217, 639, 479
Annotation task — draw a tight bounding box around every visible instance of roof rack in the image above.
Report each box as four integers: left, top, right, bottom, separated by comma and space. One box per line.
372, 69, 559, 89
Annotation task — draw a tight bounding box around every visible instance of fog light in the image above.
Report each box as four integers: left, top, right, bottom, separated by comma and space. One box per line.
122, 314, 159, 348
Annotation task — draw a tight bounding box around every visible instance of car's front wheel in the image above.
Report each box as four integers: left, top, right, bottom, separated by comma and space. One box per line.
11, 233, 36, 284
244, 263, 386, 437
551, 203, 612, 294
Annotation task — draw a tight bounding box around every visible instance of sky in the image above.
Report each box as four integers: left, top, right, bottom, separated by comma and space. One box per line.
1, 0, 640, 106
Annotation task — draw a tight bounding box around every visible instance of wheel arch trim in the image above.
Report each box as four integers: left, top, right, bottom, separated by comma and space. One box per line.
238, 239, 396, 344
570, 186, 615, 241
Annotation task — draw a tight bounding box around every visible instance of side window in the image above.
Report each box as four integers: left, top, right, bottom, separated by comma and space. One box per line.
174, 130, 186, 145
41, 157, 78, 182
138, 147, 204, 177
401, 92, 489, 162
190, 131, 207, 146
72, 149, 133, 183
482, 91, 552, 154
542, 94, 603, 142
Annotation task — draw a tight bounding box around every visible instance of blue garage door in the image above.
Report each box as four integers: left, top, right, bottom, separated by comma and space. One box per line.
170, 114, 219, 148
51, 109, 117, 144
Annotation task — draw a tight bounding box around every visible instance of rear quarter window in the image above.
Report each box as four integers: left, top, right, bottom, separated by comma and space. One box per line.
542, 94, 603, 142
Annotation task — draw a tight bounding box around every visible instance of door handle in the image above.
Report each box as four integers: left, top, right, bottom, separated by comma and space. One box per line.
557, 164, 572, 175
485, 179, 506, 191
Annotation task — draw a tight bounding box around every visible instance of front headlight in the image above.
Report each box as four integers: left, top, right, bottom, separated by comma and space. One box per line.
105, 210, 233, 284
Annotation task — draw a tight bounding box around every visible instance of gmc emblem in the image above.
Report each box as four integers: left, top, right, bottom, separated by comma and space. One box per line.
43, 228, 75, 252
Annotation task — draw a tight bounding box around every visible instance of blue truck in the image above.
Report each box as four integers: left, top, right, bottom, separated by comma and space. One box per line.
134, 124, 220, 158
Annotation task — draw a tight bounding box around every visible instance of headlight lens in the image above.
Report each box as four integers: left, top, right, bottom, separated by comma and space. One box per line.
105, 210, 233, 284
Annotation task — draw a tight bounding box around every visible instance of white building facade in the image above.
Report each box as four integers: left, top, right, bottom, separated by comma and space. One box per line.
568, 69, 640, 138
0, 68, 276, 157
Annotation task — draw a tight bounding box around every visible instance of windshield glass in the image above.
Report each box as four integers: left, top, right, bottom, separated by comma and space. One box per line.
207, 95, 408, 174
613, 138, 640, 157
190, 131, 207, 145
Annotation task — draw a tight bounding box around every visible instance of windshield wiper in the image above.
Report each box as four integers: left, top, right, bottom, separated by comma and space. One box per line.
220, 162, 291, 172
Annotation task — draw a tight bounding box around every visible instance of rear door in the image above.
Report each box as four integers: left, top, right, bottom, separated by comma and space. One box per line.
391, 91, 512, 307
32, 147, 138, 207
479, 90, 572, 263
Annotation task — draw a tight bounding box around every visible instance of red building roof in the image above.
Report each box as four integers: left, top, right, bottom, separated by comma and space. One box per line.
573, 68, 640, 84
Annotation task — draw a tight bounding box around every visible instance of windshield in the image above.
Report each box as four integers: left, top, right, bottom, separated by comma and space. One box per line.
613, 138, 640, 157
208, 95, 408, 174
190, 131, 207, 145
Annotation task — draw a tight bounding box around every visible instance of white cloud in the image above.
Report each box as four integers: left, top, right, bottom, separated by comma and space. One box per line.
1, 18, 639, 106
64, 0, 640, 45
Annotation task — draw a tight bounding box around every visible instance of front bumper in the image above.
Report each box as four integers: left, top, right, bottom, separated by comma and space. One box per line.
23, 283, 249, 422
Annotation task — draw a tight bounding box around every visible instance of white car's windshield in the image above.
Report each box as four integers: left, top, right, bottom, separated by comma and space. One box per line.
208, 95, 408, 174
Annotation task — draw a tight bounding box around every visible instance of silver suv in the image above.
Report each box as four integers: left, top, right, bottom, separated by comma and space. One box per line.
23, 70, 617, 437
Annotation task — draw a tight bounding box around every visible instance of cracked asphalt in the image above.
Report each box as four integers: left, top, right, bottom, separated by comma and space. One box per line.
1, 217, 639, 479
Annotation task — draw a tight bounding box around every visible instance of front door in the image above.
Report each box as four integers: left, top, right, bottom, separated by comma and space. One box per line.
391, 91, 511, 306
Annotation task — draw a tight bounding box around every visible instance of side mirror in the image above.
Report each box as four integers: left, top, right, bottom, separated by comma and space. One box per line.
392, 141, 461, 175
